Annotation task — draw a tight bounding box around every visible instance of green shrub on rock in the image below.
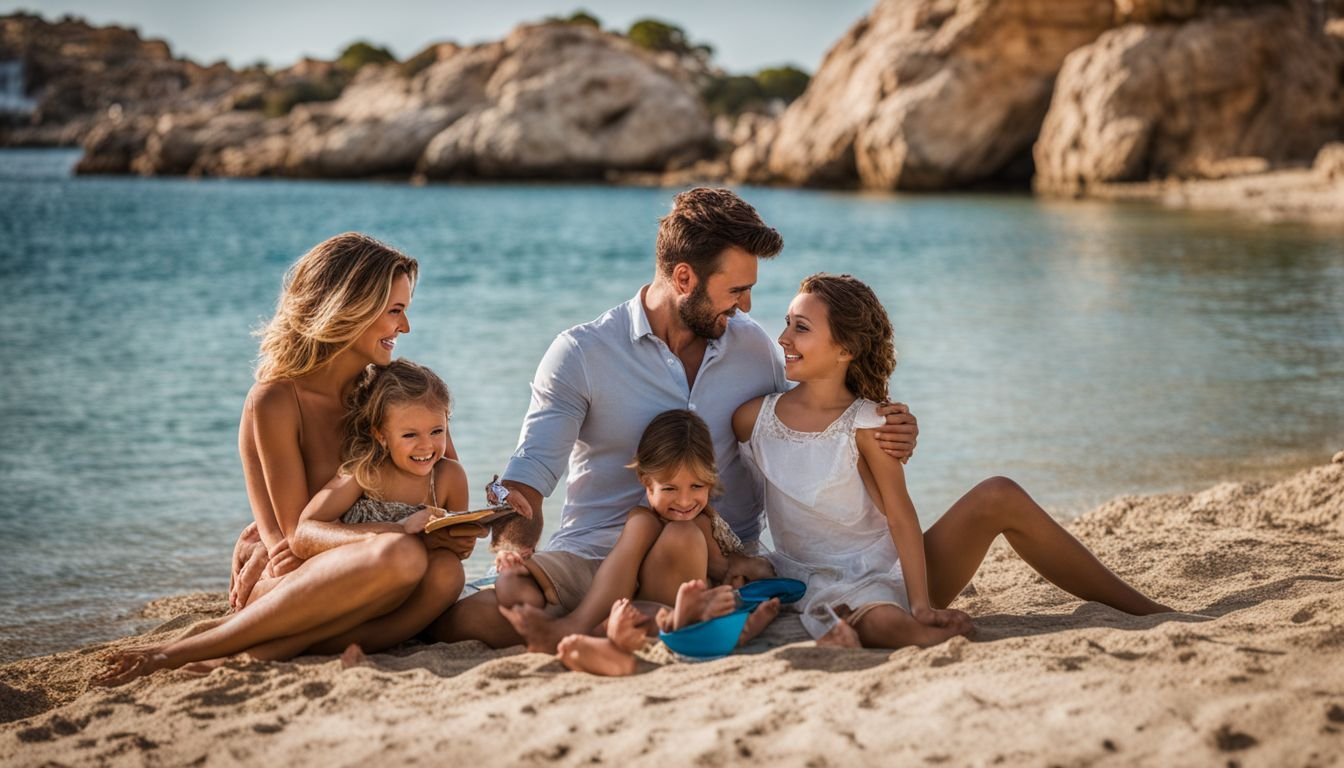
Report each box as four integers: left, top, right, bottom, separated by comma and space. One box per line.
337, 41, 395, 72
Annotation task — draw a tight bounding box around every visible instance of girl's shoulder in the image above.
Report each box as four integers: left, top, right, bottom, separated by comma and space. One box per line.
732, 394, 770, 442
432, 458, 468, 504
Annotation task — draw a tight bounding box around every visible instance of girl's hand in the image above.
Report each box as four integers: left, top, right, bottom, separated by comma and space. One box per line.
265, 539, 303, 578
428, 525, 482, 560
403, 505, 442, 535
913, 606, 974, 636
495, 549, 528, 573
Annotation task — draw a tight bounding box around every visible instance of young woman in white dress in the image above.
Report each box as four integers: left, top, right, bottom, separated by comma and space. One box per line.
732, 273, 1170, 648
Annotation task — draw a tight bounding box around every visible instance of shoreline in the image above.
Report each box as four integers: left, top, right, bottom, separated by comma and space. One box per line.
3, 453, 1341, 765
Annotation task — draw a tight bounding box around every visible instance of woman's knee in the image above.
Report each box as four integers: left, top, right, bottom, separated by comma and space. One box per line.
369, 533, 429, 588
421, 552, 466, 599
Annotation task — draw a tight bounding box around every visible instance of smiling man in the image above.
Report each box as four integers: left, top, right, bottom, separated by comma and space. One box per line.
432, 188, 918, 649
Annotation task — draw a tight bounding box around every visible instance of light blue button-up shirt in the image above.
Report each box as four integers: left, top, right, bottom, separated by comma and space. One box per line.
503, 287, 788, 559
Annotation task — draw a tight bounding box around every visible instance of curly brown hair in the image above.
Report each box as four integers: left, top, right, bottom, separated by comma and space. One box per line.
798, 273, 896, 403
627, 409, 722, 498
340, 359, 451, 495
255, 232, 418, 382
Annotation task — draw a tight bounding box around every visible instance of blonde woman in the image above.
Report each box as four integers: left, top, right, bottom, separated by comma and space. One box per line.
96, 233, 482, 685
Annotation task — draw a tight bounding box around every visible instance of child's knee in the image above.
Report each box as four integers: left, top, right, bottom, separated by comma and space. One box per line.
495, 568, 543, 608
654, 520, 706, 553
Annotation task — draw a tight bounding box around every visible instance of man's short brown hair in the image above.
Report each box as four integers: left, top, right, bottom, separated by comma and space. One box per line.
655, 188, 783, 279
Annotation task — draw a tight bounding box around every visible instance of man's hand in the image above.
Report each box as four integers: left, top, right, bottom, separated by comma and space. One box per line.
264, 538, 303, 578
425, 523, 486, 560
722, 553, 776, 588
874, 401, 918, 463
486, 474, 534, 520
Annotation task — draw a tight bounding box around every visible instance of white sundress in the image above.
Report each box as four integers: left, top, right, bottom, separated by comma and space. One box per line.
740, 393, 909, 638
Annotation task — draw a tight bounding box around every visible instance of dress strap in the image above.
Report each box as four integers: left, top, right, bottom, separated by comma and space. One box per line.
427, 462, 438, 507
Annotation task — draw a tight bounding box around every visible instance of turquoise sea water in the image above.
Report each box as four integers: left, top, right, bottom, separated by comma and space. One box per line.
1, 149, 1341, 662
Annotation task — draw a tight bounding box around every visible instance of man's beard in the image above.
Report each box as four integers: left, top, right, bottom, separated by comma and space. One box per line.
678, 283, 731, 340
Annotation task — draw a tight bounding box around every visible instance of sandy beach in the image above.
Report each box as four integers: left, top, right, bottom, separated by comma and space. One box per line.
2, 455, 1341, 766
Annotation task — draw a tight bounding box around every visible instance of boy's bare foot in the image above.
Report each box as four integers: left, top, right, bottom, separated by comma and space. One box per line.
817, 620, 862, 649
606, 599, 647, 653
340, 643, 369, 669
738, 598, 780, 646
92, 648, 170, 687
556, 635, 638, 677
499, 604, 577, 654
670, 580, 736, 631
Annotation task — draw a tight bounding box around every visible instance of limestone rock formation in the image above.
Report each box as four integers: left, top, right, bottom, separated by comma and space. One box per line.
68, 21, 713, 180
416, 23, 713, 179
733, 0, 1115, 190
1034, 1, 1344, 193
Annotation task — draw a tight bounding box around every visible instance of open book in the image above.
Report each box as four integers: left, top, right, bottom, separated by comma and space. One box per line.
423, 504, 518, 534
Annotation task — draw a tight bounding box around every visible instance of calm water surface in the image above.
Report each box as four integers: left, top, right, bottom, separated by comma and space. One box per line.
1, 149, 1341, 662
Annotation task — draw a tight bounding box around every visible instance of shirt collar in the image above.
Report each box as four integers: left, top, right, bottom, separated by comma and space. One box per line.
626, 284, 728, 352
628, 286, 654, 342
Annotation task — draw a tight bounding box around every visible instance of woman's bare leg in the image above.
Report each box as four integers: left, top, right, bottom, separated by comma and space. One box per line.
224, 549, 464, 663
305, 548, 465, 654
923, 477, 1172, 614
95, 533, 428, 685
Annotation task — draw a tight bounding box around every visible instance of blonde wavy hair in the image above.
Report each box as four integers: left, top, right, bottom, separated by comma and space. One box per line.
627, 409, 722, 497
340, 359, 452, 495
255, 232, 419, 382
798, 273, 896, 404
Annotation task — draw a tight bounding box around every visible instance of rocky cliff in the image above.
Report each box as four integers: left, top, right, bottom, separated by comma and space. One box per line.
0, 13, 240, 146
65, 20, 713, 180
1034, 0, 1344, 192
733, 0, 1116, 190
733, 0, 1344, 210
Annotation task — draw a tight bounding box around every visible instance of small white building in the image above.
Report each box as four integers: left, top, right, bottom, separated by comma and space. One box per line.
0, 60, 37, 116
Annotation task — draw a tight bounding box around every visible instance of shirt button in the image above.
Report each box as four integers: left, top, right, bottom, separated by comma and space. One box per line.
666, 358, 676, 366
688, 403, 697, 411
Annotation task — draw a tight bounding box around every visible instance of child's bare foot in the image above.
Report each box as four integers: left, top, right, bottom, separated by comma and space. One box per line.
738, 598, 780, 646
340, 643, 369, 669
556, 635, 637, 676
670, 580, 736, 631
817, 620, 862, 648
499, 604, 577, 654
655, 607, 674, 633
605, 599, 647, 653
92, 648, 170, 687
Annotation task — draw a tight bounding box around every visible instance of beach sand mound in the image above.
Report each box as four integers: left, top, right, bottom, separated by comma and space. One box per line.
3, 459, 1342, 765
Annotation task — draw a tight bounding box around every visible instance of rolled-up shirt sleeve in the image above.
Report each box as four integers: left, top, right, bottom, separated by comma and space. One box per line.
502, 332, 590, 497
